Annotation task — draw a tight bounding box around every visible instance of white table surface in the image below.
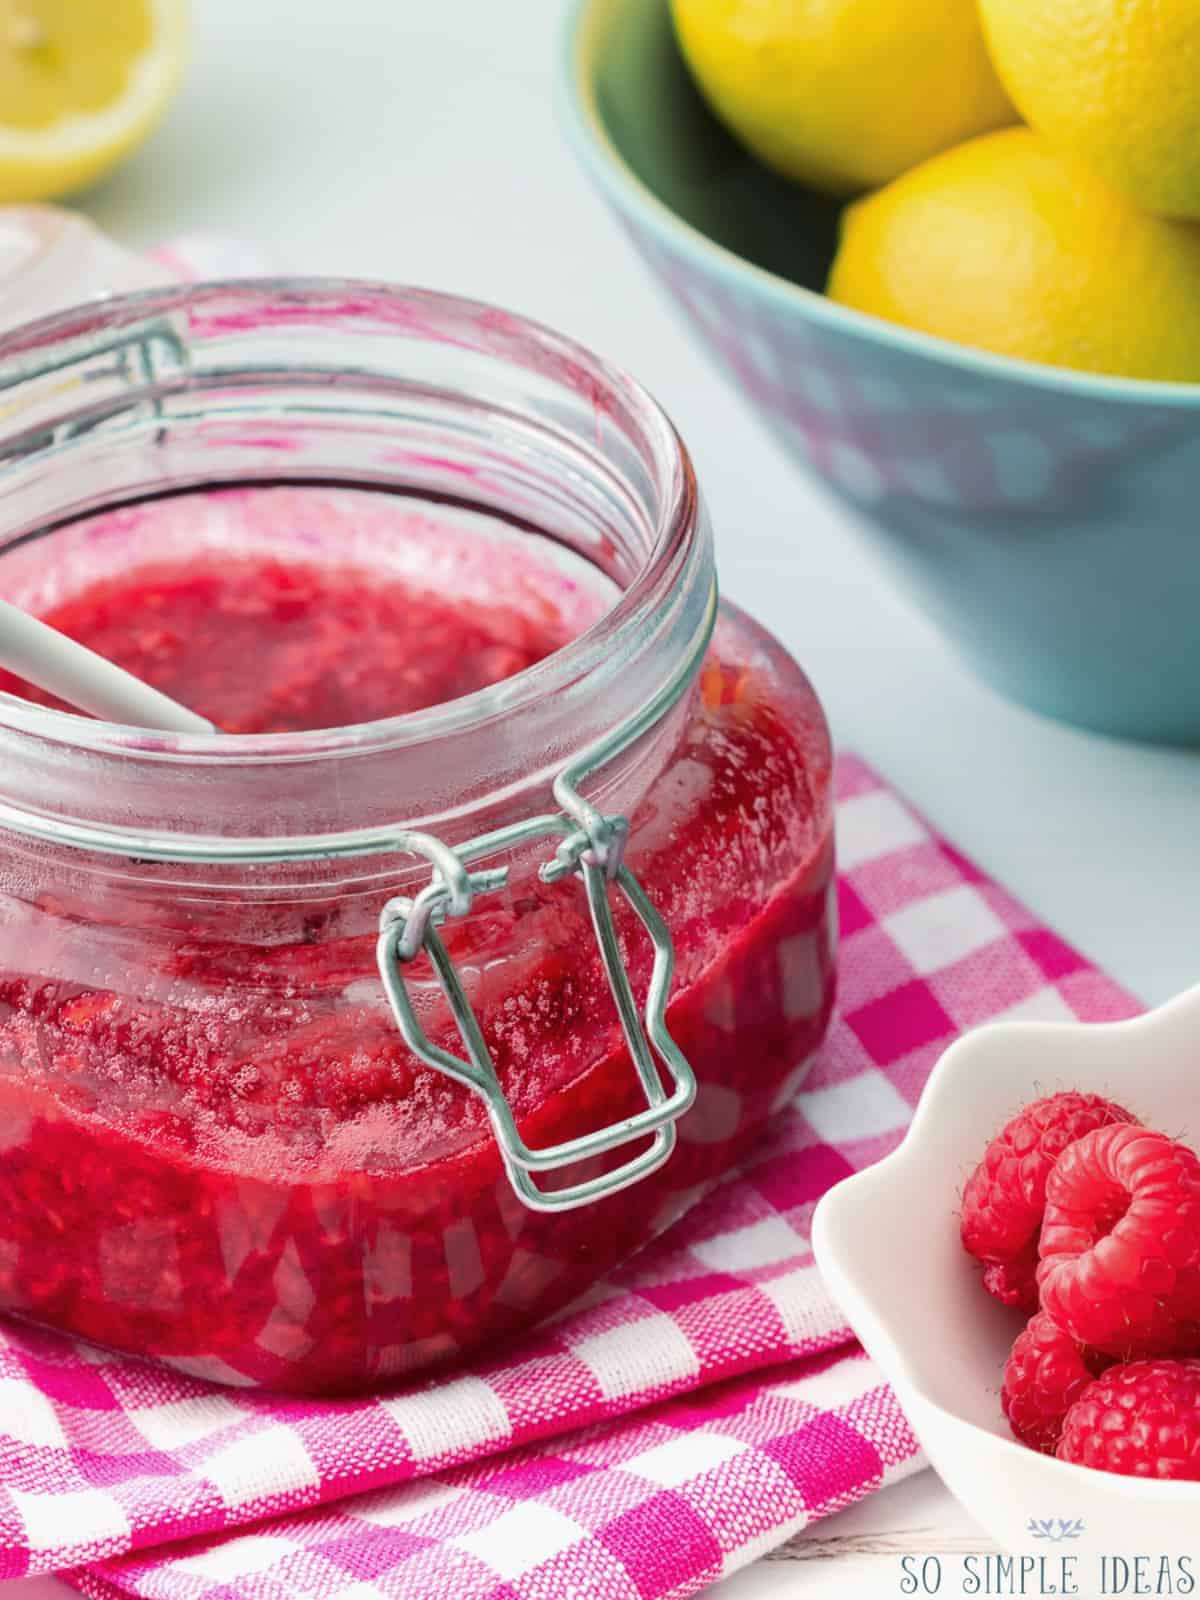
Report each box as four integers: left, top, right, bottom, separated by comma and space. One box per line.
5, 0, 1197, 1594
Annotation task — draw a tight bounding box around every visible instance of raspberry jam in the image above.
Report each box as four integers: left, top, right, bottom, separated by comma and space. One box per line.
0, 495, 586, 733
0, 285, 835, 1392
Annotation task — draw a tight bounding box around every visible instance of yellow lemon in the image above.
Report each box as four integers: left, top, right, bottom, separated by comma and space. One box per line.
0, 0, 188, 202
980, 0, 1200, 220
670, 0, 1015, 195
827, 127, 1200, 382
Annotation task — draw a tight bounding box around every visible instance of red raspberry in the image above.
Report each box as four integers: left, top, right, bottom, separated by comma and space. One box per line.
983, 1258, 1039, 1310
961, 1092, 1136, 1312
1057, 1359, 1200, 1478
1039, 1125, 1200, 1358
1002, 1312, 1108, 1453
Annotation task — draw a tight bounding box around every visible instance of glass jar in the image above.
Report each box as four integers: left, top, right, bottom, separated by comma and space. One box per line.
0, 282, 836, 1393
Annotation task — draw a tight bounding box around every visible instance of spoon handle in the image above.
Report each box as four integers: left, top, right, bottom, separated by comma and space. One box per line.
0, 596, 216, 735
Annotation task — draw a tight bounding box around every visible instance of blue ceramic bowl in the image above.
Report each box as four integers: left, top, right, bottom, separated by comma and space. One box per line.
562, 0, 1200, 744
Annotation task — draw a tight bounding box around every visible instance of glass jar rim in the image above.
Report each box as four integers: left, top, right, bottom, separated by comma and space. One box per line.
0, 278, 702, 764
0, 279, 716, 865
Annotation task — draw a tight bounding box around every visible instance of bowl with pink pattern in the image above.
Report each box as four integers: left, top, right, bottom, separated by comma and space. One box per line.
562, 0, 1200, 745
811, 983, 1200, 1560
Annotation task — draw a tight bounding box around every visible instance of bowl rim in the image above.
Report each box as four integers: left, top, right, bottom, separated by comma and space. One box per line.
560, 0, 1200, 408
812, 983, 1200, 1500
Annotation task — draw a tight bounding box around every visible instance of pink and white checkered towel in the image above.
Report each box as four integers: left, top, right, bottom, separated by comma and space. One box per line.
0, 755, 1138, 1600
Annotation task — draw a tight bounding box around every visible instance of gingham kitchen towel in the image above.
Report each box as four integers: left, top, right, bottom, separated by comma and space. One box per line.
0, 754, 1138, 1600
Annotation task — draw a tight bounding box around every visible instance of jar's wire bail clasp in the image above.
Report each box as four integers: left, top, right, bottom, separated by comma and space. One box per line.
375, 596, 715, 1213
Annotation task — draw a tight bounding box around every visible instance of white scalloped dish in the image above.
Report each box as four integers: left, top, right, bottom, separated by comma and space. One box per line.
812, 983, 1200, 1560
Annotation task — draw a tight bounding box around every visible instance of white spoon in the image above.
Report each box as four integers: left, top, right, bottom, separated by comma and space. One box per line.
0, 595, 216, 735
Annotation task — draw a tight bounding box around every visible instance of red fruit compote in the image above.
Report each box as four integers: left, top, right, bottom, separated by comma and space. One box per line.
0, 285, 835, 1392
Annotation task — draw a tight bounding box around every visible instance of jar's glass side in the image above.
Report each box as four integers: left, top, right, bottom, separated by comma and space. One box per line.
0, 284, 835, 1392
0, 603, 834, 1391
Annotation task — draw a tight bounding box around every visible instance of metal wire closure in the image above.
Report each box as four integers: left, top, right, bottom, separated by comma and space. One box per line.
373, 595, 715, 1213
375, 823, 694, 1213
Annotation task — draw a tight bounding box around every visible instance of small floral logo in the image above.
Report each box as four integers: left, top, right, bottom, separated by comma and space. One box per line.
1028, 1518, 1085, 1542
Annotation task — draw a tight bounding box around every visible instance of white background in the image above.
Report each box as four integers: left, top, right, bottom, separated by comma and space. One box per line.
6, 0, 1199, 1594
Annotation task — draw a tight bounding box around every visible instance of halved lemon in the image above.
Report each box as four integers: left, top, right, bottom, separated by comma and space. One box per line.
0, 0, 187, 202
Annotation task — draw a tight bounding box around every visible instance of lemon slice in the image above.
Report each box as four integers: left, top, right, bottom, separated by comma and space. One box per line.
0, 0, 187, 202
